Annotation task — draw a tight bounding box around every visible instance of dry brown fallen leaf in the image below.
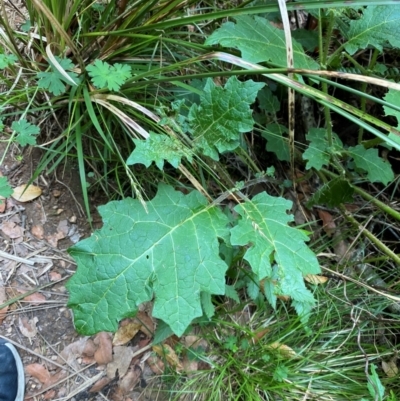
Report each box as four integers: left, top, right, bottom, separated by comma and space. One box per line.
43, 390, 56, 400
266, 342, 298, 359
251, 327, 271, 344
113, 322, 142, 346
107, 346, 136, 379
152, 344, 183, 372
31, 224, 44, 239
49, 272, 62, 281
23, 292, 46, 304
0, 221, 24, 238
119, 368, 142, 394
18, 316, 38, 338
304, 274, 329, 285
94, 332, 113, 365
182, 354, 198, 373
133, 311, 155, 337
25, 363, 51, 385
382, 358, 398, 377
317, 209, 336, 237
89, 377, 111, 393
11, 184, 42, 202
59, 338, 93, 366
146, 355, 165, 374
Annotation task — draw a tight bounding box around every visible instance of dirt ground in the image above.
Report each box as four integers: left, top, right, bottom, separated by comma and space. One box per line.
0, 142, 170, 401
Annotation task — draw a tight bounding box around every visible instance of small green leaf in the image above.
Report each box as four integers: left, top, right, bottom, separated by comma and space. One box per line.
263, 265, 279, 310
230, 192, 320, 324
262, 123, 290, 161
0, 176, 13, 198
223, 336, 238, 351
153, 320, 174, 344
37, 56, 79, 96
367, 364, 385, 401
87, 60, 131, 91
67, 184, 229, 337
266, 166, 275, 177
348, 144, 394, 185
11, 119, 40, 146
126, 132, 192, 170
20, 20, 31, 32
0, 53, 17, 69
189, 76, 264, 160
383, 88, 400, 129
292, 29, 319, 52
206, 15, 318, 69
307, 177, 354, 208
247, 275, 260, 301
225, 284, 240, 303
303, 128, 343, 170
201, 292, 215, 319
257, 87, 280, 115
273, 365, 289, 382
344, 6, 400, 55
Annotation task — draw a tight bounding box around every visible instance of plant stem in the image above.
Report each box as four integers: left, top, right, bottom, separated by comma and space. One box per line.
358, 49, 379, 143
339, 205, 400, 265
322, 168, 400, 221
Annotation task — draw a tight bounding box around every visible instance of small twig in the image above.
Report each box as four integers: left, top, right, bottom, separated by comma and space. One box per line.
210, 177, 276, 206
0, 250, 35, 266
54, 173, 85, 217
0, 278, 66, 310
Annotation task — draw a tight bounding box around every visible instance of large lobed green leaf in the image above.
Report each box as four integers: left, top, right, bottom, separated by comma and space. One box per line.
206, 15, 318, 69
67, 185, 229, 336
189, 76, 264, 160
344, 5, 400, 55
230, 192, 320, 323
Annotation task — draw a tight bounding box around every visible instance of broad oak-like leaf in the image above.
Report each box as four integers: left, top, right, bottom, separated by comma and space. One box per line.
188, 76, 264, 160
348, 144, 394, 185
87, 60, 132, 91
126, 132, 192, 170
67, 184, 229, 336
344, 6, 400, 55
230, 192, 320, 323
206, 15, 318, 69
37, 57, 79, 96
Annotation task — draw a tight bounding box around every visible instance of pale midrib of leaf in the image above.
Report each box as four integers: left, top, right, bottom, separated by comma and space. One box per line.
250, 207, 311, 270
350, 16, 400, 44
195, 97, 252, 146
